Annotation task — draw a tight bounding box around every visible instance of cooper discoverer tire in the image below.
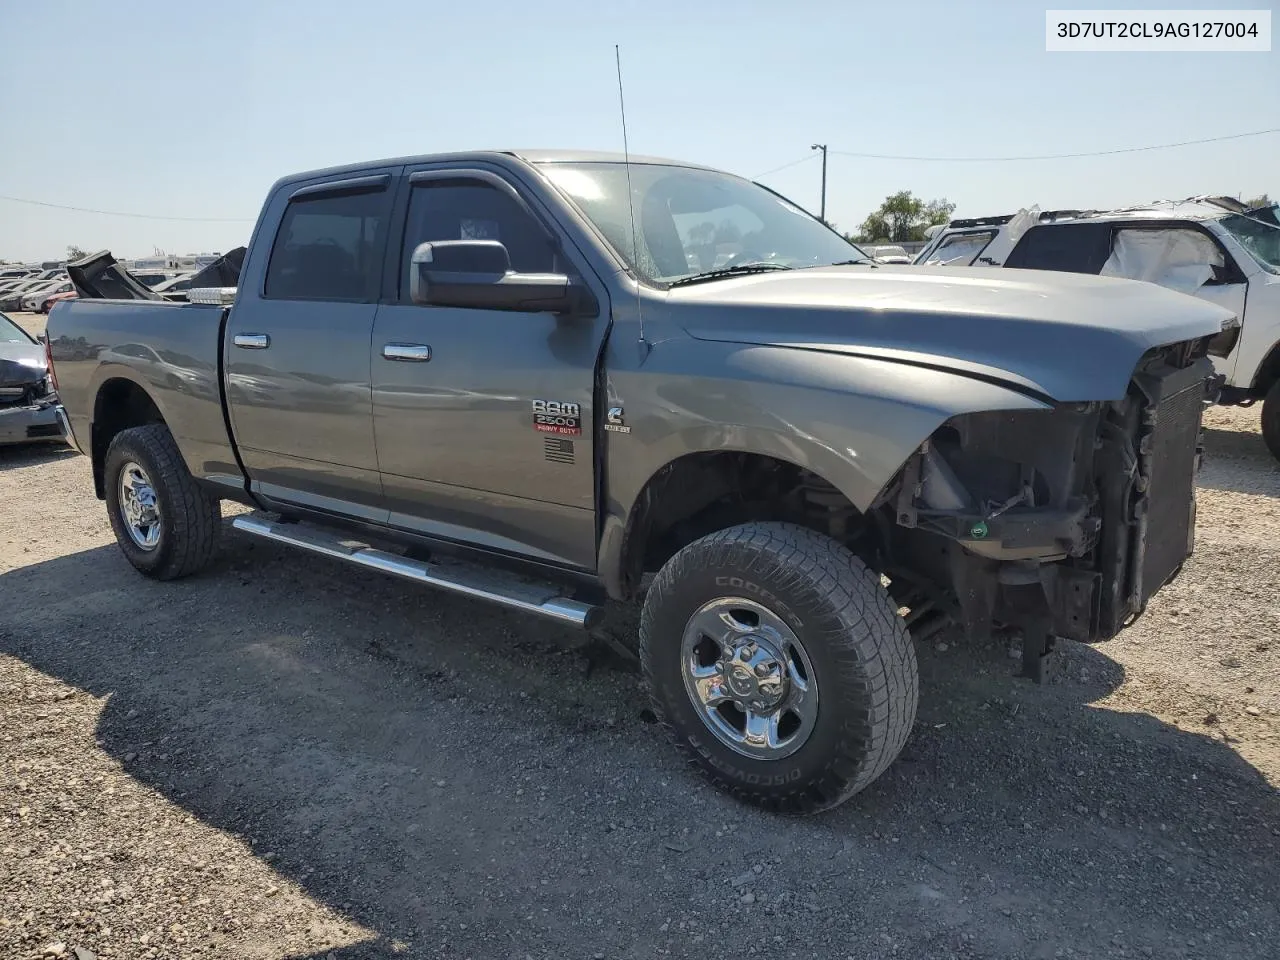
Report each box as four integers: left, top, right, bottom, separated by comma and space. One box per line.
1262, 380, 1280, 464
639, 522, 918, 814
104, 424, 221, 580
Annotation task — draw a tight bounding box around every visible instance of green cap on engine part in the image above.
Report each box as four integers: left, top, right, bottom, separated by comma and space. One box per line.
969, 520, 989, 539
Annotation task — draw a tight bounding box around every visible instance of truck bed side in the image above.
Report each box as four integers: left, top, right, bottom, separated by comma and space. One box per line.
46, 298, 244, 494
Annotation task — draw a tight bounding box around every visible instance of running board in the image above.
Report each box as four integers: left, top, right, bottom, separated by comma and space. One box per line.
231, 514, 601, 630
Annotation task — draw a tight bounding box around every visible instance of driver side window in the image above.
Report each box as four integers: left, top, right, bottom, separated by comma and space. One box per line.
401, 179, 558, 299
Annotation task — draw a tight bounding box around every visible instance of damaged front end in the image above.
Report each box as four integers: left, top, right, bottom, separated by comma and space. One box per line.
879, 341, 1216, 680
0, 360, 64, 445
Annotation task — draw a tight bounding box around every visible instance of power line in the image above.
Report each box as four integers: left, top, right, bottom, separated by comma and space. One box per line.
0, 194, 254, 223
750, 154, 817, 179
8, 126, 1275, 220
827, 127, 1280, 163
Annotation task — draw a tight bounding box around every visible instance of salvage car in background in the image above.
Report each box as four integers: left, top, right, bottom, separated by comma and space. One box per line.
40, 290, 78, 313
915, 197, 1280, 460
913, 208, 1100, 267
149, 272, 198, 300
997, 198, 1280, 460
0, 277, 62, 312
20, 279, 73, 313
915, 214, 1024, 266
0, 310, 66, 445
871, 244, 912, 264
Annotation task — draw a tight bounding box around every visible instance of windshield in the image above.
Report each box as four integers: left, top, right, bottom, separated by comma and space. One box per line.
538, 162, 868, 284
919, 230, 996, 266
0, 311, 34, 344
1219, 205, 1280, 274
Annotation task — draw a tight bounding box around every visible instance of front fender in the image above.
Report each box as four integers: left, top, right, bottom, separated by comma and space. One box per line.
598, 339, 1050, 594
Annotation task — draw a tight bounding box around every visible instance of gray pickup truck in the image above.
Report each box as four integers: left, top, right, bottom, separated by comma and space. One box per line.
47, 149, 1233, 813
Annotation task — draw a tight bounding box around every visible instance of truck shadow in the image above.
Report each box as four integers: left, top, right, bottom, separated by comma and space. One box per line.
1, 530, 1277, 958
0, 441, 77, 473
1198, 426, 1279, 496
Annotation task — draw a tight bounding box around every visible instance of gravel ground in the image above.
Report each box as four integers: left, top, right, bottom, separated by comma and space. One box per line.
2, 313, 1277, 959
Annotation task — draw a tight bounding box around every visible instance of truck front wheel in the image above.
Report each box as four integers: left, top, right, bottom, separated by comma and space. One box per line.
1263, 380, 1280, 463
104, 424, 221, 580
639, 522, 918, 814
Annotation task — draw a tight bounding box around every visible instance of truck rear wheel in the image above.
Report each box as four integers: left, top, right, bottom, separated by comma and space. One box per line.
1263, 380, 1280, 463
104, 424, 221, 580
639, 522, 918, 814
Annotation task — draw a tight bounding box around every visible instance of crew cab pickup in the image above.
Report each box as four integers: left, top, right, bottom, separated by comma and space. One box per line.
47, 150, 1233, 813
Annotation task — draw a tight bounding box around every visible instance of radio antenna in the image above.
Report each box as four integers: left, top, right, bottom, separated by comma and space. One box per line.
614, 44, 647, 347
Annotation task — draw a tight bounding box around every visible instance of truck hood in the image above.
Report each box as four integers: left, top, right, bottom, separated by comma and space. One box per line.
672, 264, 1234, 402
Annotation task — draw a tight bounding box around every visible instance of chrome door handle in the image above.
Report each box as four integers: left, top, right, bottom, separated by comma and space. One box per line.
233, 333, 270, 349
382, 343, 432, 362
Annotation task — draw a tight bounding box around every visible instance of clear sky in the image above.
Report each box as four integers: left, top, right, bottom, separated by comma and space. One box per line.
1, 0, 1275, 261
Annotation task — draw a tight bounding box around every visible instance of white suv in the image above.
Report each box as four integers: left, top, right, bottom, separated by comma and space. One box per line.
924, 198, 1280, 460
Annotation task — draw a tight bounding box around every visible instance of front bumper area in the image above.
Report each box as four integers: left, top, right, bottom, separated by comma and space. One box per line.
889, 348, 1214, 648
0, 399, 67, 445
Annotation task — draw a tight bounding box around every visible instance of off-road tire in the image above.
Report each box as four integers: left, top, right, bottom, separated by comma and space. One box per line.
1262, 380, 1280, 463
104, 424, 221, 580
639, 522, 918, 814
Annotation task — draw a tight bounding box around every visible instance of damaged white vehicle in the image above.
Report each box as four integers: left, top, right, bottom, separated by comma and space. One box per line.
918, 198, 1280, 460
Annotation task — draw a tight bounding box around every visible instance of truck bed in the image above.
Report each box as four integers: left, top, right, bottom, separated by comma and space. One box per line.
46, 298, 243, 491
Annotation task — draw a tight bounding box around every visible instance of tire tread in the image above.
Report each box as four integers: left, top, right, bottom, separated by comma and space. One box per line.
1262, 381, 1280, 463
639, 521, 918, 814
104, 424, 220, 580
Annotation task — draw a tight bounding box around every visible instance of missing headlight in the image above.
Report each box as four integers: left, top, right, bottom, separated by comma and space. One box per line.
1207, 315, 1241, 358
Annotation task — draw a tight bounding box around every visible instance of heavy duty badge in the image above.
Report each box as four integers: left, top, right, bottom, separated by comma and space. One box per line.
604, 406, 631, 434
532, 399, 582, 436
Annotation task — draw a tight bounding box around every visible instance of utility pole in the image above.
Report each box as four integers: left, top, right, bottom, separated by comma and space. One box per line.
810, 143, 828, 223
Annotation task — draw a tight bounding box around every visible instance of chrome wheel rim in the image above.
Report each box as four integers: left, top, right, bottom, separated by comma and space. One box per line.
679, 597, 818, 761
118, 461, 161, 551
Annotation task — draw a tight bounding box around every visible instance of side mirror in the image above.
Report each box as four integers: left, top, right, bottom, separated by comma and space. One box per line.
410, 240, 583, 315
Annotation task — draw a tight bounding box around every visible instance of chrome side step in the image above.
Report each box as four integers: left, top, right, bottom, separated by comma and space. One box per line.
231, 514, 601, 630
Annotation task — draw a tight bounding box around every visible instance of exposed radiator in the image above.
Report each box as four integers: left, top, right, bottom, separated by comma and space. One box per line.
1137, 381, 1203, 605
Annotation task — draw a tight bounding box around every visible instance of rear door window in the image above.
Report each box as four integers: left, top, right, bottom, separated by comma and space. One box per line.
1004, 222, 1114, 274
265, 182, 391, 302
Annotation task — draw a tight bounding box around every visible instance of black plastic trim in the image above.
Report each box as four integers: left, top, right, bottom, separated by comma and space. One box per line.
288, 173, 391, 202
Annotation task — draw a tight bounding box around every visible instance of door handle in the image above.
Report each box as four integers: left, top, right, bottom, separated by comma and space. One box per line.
382, 343, 432, 362
233, 333, 270, 349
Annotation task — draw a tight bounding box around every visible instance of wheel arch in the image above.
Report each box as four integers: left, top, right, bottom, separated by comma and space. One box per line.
89, 372, 168, 499
1252, 339, 1280, 395
596, 344, 1059, 600
602, 441, 871, 602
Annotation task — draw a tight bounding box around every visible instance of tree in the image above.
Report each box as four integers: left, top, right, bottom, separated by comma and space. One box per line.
1245, 193, 1271, 209
855, 191, 956, 243
66, 245, 88, 260
713, 219, 741, 244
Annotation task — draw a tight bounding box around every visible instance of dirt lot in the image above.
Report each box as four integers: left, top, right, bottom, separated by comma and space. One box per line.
2, 311, 1278, 959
